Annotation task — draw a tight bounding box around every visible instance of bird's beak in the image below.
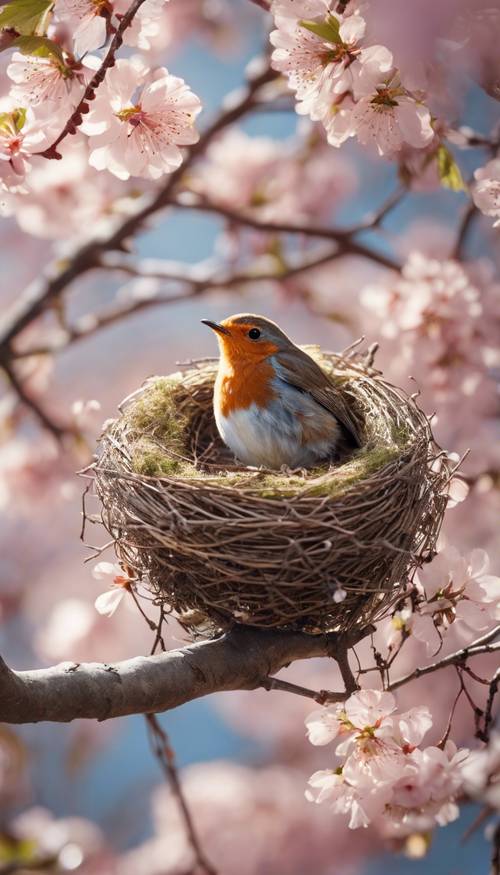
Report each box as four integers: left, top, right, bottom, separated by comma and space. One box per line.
201, 319, 230, 336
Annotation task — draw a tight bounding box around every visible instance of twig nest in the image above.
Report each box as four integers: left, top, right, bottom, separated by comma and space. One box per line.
93, 348, 454, 634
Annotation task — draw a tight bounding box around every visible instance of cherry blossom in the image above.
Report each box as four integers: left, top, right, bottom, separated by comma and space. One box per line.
119, 0, 167, 49
306, 690, 467, 832
0, 103, 54, 191
472, 158, 500, 227
194, 127, 356, 223
352, 90, 433, 156
416, 545, 500, 640
81, 59, 202, 180
461, 734, 500, 811
270, 2, 392, 111
7, 52, 98, 108
359, 252, 499, 450
92, 560, 133, 616
55, 0, 109, 56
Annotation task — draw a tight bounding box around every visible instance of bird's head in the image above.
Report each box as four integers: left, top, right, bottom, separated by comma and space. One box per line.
201, 314, 292, 363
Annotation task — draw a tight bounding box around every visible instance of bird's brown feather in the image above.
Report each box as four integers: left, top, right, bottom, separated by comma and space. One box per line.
273, 347, 362, 447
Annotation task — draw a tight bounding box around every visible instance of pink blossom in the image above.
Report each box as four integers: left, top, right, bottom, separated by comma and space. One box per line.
92, 560, 132, 616
389, 742, 467, 832
472, 158, 500, 227
10, 139, 110, 239
359, 253, 499, 445
353, 91, 433, 156
81, 59, 201, 180
344, 689, 397, 730
0, 103, 54, 191
195, 127, 356, 222
305, 690, 467, 832
123, 760, 373, 874
55, 0, 108, 56
270, 2, 393, 123
305, 707, 342, 745
415, 546, 500, 644
119, 0, 167, 49
270, 3, 390, 100
7, 52, 97, 108
461, 734, 500, 811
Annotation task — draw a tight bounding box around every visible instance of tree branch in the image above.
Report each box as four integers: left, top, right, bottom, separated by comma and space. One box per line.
174, 195, 402, 272
0, 626, 363, 725
389, 627, 500, 692
0, 62, 280, 360
38, 0, 153, 158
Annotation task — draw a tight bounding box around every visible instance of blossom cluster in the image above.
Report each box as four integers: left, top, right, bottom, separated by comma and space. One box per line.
361, 253, 500, 464
305, 689, 468, 833
472, 158, 500, 228
270, 1, 434, 157
386, 545, 500, 656
0, 0, 202, 196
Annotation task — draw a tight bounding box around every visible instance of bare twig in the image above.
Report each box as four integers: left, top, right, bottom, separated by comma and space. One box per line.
174, 196, 402, 272
146, 714, 217, 875
390, 628, 500, 692
1, 359, 73, 440
453, 201, 478, 259
260, 676, 345, 704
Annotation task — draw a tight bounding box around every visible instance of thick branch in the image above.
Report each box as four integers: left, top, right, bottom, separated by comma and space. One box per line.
0, 626, 358, 725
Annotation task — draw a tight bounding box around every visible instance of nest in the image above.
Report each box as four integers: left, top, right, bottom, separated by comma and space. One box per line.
92, 348, 454, 635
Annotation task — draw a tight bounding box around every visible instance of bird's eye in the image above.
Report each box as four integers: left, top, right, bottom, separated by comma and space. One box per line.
248, 328, 261, 340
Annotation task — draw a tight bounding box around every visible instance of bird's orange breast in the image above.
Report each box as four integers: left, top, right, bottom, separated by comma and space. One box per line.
214, 345, 278, 417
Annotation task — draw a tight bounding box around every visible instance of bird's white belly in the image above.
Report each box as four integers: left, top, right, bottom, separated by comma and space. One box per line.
215, 394, 338, 469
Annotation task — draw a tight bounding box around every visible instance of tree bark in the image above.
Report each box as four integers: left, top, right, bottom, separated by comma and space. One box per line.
0, 626, 350, 724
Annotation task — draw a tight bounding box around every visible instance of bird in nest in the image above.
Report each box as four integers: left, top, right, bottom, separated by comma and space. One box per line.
202, 313, 361, 470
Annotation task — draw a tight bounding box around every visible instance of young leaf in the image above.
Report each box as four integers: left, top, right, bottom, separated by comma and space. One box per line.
436, 145, 465, 192
0, 0, 54, 37
299, 15, 341, 44
12, 34, 64, 64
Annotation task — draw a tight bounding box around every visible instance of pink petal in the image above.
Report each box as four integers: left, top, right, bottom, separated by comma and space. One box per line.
94, 588, 125, 617
92, 561, 118, 580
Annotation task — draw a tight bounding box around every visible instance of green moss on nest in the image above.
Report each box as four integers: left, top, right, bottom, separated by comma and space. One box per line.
126, 376, 190, 477
123, 374, 410, 497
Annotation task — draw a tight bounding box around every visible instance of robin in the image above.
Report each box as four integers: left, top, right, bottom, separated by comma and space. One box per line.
201, 313, 361, 469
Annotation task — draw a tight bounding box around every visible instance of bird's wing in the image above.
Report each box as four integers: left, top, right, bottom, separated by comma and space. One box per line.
273, 348, 362, 447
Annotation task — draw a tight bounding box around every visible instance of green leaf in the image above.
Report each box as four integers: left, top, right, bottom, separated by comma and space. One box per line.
0, 107, 26, 134
436, 145, 465, 192
0, 0, 54, 36
12, 34, 64, 63
299, 14, 341, 44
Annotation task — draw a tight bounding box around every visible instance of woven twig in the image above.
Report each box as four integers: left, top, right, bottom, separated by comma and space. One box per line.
92, 351, 453, 635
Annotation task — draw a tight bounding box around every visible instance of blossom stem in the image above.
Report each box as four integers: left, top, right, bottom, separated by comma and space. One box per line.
38, 0, 151, 159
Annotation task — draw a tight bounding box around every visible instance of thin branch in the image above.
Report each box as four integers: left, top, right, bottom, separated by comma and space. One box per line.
1, 358, 73, 440
10, 243, 354, 359
173, 196, 402, 272
146, 714, 217, 875
39, 0, 150, 159
453, 201, 478, 259
389, 628, 500, 692
261, 676, 345, 704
